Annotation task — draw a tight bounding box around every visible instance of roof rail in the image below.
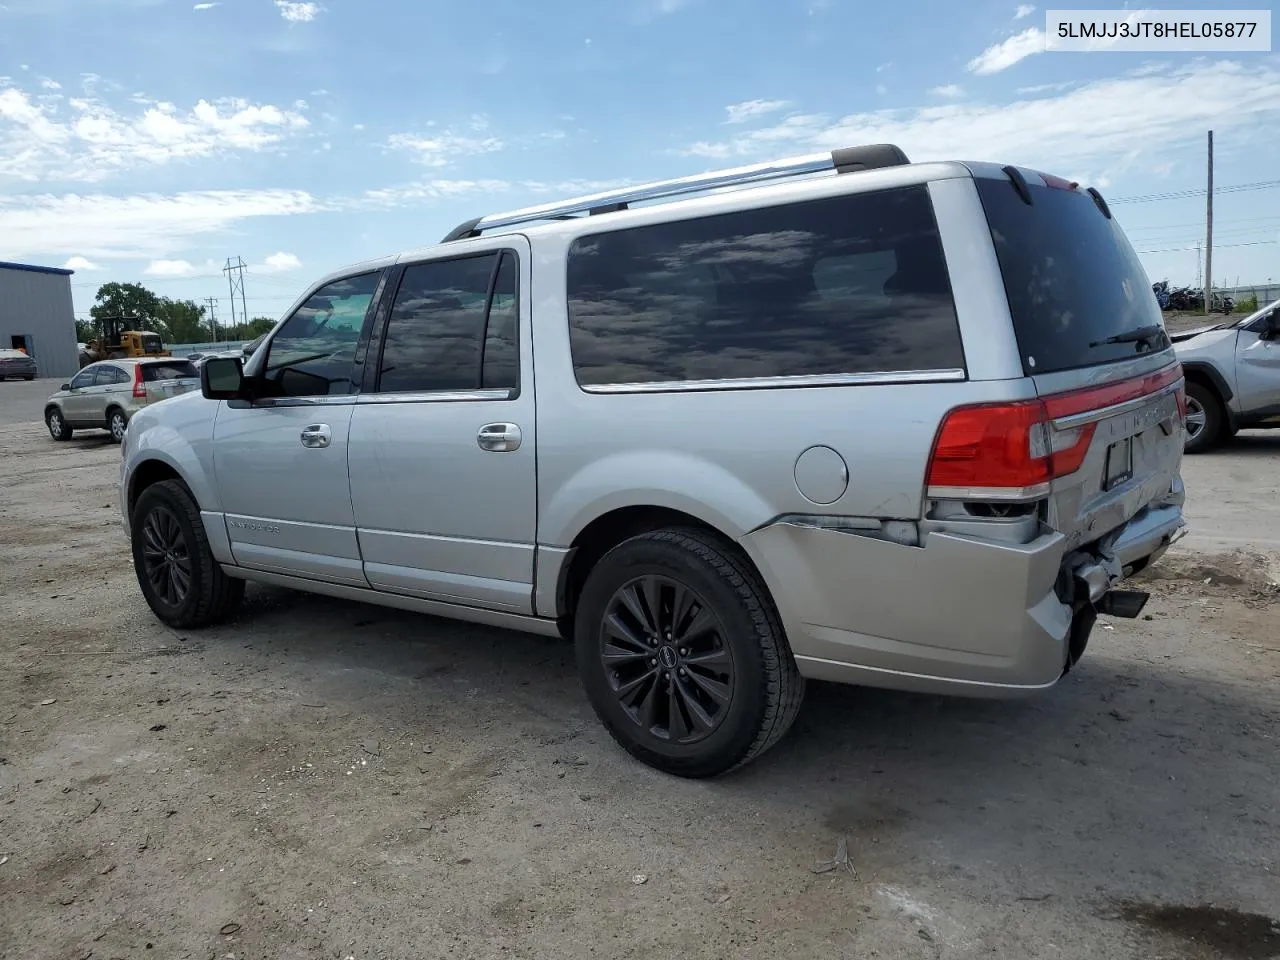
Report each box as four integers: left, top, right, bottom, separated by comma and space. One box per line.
440, 143, 910, 242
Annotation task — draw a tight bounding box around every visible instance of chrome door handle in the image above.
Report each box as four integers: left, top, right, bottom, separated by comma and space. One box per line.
477, 422, 522, 452
300, 423, 332, 448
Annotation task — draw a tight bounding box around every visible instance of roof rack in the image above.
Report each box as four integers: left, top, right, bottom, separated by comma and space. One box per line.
440, 143, 910, 242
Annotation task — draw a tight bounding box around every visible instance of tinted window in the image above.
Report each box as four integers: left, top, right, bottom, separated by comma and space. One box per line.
483, 252, 519, 390
262, 273, 380, 397
975, 178, 1169, 375
142, 360, 197, 382
377, 251, 519, 394
93, 366, 124, 385
566, 186, 963, 386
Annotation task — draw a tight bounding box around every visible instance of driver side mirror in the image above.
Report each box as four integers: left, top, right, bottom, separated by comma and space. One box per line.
1264, 310, 1280, 340
201, 356, 247, 400
60, 383, 71, 391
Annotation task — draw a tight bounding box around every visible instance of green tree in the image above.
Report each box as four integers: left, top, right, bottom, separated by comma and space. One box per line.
75, 320, 97, 343
155, 298, 208, 344
89, 282, 162, 330
226, 316, 276, 340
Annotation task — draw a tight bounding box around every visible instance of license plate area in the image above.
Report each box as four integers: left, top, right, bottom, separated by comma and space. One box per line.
1104, 437, 1133, 490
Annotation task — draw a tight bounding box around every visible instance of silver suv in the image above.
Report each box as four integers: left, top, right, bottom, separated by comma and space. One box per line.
1172, 297, 1280, 453
46, 358, 199, 443
119, 145, 1188, 777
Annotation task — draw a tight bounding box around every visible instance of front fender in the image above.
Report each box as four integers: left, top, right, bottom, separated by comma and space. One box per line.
122, 395, 221, 516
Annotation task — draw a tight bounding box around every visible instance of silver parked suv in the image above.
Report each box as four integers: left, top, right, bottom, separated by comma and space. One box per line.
119, 145, 1188, 776
46, 358, 200, 443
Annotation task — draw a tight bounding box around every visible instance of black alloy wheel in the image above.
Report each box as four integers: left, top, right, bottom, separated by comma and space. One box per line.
600, 574, 735, 744
140, 505, 193, 608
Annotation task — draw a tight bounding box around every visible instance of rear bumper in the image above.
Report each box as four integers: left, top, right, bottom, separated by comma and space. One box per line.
740, 497, 1184, 698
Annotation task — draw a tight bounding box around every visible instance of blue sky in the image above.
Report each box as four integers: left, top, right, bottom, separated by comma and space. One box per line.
1, 0, 1278, 325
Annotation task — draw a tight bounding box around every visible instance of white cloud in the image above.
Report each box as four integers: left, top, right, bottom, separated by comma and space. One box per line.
40, 78, 62, 91
0, 83, 310, 183
360, 177, 630, 210
875, 84, 888, 95
352, 123, 365, 131
145, 258, 196, 276
275, 0, 319, 22
967, 27, 1045, 74
725, 99, 789, 124
0, 188, 321, 260
257, 251, 302, 272
193, 2, 219, 8
1014, 4, 1035, 19
677, 61, 1280, 178
63, 255, 101, 271
387, 129, 503, 167
930, 84, 964, 98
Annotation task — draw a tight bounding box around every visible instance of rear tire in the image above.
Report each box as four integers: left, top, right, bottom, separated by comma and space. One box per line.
45, 407, 72, 441
107, 408, 127, 444
1184, 381, 1224, 454
573, 527, 804, 778
131, 479, 244, 628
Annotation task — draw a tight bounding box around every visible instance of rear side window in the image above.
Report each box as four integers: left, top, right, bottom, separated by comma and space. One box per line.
975, 178, 1169, 375
566, 186, 964, 387
376, 251, 519, 394
95, 366, 129, 385
141, 361, 196, 382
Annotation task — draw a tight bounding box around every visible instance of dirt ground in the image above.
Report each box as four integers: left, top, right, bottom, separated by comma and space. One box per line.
1, 382, 1278, 960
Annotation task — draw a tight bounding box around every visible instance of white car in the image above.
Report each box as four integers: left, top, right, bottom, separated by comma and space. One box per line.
1172, 298, 1280, 452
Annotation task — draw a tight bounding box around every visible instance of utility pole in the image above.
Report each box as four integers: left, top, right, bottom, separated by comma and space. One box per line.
1203, 130, 1213, 315
203, 297, 219, 342
1195, 243, 1202, 289
223, 256, 248, 336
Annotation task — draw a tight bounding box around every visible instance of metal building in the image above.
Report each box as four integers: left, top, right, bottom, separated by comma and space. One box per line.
0, 261, 79, 380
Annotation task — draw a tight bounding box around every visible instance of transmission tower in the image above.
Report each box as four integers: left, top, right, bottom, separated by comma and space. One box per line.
203, 297, 219, 342
223, 256, 248, 334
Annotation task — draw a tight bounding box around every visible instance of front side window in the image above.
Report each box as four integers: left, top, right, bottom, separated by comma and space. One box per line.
261, 273, 380, 397
70, 367, 96, 390
566, 186, 964, 387
377, 250, 519, 394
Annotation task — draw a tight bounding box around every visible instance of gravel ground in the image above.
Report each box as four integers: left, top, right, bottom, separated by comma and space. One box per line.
1, 393, 1278, 960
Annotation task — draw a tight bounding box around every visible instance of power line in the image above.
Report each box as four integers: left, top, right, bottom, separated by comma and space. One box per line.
1111, 178, 1280, 205
1135, 238, 1278, 255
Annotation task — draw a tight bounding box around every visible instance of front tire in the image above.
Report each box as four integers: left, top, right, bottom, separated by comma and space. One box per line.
45, 407, 72, 441
107, 408, 127, 443
574, 528, 804, 778
131, 479, 244, 628
1184, 381, 1224, 454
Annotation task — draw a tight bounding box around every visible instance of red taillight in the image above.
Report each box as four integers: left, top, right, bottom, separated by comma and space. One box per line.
926, 400, 1095, 500
926, 363, 1182, 501
132, 364, 146, 399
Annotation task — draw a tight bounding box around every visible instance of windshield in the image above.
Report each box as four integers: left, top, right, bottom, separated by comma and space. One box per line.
1234, 297, 1280, 329
975, 177, 1170, 376
142, 334, 164, 353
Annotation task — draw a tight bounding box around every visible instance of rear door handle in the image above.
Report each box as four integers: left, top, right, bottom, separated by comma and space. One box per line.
477, 422, 522, 452
300, 423, 332, 448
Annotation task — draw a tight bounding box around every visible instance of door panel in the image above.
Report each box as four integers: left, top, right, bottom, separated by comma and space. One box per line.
63, 367, 98, 422
212, 269, 384, 584
348, 243, 537, 611
349, 394, 537, 609
214, 400, 364, 584
1235, 330, 1280, 414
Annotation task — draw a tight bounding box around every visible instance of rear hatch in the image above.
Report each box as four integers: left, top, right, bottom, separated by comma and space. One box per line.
974, 171, 1185, 550
140, 359, 200, 404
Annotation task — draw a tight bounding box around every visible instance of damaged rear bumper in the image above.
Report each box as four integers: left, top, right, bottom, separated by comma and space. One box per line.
740, 499, 1185, 698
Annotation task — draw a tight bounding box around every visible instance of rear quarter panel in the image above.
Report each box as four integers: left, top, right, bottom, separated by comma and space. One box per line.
528, 181, 1034, 552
